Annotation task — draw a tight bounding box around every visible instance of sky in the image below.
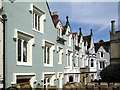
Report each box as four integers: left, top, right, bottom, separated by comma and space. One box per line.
47, 1, 118, 42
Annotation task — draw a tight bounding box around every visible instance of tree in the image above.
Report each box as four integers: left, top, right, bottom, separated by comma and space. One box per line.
100, 64, 120, 82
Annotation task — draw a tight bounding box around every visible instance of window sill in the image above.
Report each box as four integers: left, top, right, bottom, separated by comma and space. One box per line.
68, 45, 71, 47
64, 66, 70, 69
58, 63, 62, 65
44, 64, 53, 67
16, 62, 32, 67
32, 28, 44, 35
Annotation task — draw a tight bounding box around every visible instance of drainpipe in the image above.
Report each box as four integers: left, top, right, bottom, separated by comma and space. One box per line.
2, 14, 7, 89
73, 35, 75, 67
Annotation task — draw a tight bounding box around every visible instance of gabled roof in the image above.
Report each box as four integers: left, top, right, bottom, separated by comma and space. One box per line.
94, 40, 110, 53
72, 32, 78, 36
63, 16, 72, 35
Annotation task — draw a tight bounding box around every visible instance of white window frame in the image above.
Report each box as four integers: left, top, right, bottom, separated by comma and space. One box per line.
75, 54, 79, 67
75, 36, 78, 46
42, 40, 55, 67
56, 22, 63, 37
30, 4, 46, 34
68, 34, 72, 47
91, 59, 94, 67
57, 72, 63, 88
66, 50, 72, 68
100, 51, 104, 58
91, 74, 94, 81
13, 29, 35, 66
57, 46, 63, 64
41, 72, 56, 88
99, 61, 105, 69
11, 73, 36, 88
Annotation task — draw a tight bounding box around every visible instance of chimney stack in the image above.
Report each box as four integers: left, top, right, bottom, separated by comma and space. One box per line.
111, 20, 115, 34
52, 12, 58, 18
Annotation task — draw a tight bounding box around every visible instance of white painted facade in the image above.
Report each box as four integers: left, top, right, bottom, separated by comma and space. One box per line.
96, 45, 110, 80
55, 20, 80, 85
64, 26, 80, 84
79, 30, 97, 81
88, 36, 97, 80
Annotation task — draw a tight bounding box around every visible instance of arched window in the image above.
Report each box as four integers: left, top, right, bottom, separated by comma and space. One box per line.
69, 76, 73, 82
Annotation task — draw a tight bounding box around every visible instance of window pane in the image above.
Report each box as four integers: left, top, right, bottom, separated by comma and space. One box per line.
68, 37, 69, 45
101, 52, 103, 57
33, 13, 34, 28
58, 51, 60, 63
18, 39, 21, 61
47, 47, 49, 64
100, 62, 102, 68
44, 47, 46, 63
38, 16, 40, 31
47, 78, 50, 83
69, 76, 73, 82
91, 59, 94, 67
44, 79, 46, 84
103, 62, 105, 68
35, 14, 37, 30
23, 41, 27, 62
68, 54, 70, 66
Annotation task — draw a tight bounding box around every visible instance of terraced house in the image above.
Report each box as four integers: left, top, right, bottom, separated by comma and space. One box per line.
0, 0, 110, 89
0, 0, 82, 88
95, 40, 110, 80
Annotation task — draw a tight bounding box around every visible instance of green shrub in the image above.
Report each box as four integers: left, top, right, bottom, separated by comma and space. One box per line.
100, 64, 120, 82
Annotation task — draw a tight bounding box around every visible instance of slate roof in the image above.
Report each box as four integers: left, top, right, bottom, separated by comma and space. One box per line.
94, 41, 110, 53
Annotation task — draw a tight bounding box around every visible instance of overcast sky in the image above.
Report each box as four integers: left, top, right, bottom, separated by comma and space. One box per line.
47, 1, 118, 42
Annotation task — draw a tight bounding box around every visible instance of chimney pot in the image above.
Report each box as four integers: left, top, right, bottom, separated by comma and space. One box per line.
52, 12, 55, 15
111, 20, 115, 34
55, 12, 58, 15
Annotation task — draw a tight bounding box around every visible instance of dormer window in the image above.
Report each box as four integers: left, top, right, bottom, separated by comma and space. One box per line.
57, 24, 62, 37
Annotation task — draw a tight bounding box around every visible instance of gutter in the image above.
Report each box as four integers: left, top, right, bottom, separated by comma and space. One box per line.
1, 14, 7, 89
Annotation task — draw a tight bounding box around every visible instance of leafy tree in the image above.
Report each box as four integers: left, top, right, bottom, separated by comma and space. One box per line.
100, 64, 120, 82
